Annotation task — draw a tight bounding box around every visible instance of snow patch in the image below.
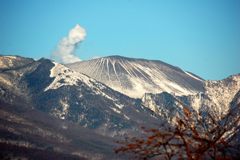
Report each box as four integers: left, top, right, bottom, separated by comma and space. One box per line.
123, 114, 130, 120
111, 107, 121, 114
115, 103, 124, 109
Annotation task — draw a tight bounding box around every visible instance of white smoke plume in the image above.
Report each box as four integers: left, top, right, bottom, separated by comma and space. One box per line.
52, 24, 86, 64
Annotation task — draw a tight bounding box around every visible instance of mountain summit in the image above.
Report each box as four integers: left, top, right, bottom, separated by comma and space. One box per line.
67, 56, 204, 98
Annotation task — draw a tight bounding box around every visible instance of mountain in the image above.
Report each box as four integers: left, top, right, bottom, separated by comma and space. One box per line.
67, 55, 204, 98
0, 55, 166, 159
0, 56, 161, 137
67, 55, 240, 121
0, 55, 239, 159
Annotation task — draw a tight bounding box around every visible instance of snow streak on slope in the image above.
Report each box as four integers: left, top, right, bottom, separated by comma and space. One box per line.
184, 71, 204, 82
67, 56, 204, 98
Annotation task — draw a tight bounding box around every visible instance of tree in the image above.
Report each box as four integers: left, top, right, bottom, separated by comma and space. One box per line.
115, 103, 240, 160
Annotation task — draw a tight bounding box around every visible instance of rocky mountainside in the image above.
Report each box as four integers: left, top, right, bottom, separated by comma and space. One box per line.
142, 74, 240, 122
0, 56, 160, 137
67, 56, 204, 98
0, 55, 34, 70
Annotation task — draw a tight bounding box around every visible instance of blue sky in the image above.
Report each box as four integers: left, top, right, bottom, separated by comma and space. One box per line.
0, 0, 239, 80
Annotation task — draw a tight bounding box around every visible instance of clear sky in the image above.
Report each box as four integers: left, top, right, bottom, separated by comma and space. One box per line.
0, 0, 239, 80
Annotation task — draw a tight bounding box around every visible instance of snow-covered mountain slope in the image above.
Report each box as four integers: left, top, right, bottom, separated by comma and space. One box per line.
0, 56, 161, 137
67, 56, 204, 98
142, 74, 240, 121
142, 92, 191, 122
197, 74, 240, 119
0, 56, 39, 104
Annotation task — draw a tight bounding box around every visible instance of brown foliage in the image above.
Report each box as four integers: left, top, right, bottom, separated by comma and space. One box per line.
115, 103, 240, 160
